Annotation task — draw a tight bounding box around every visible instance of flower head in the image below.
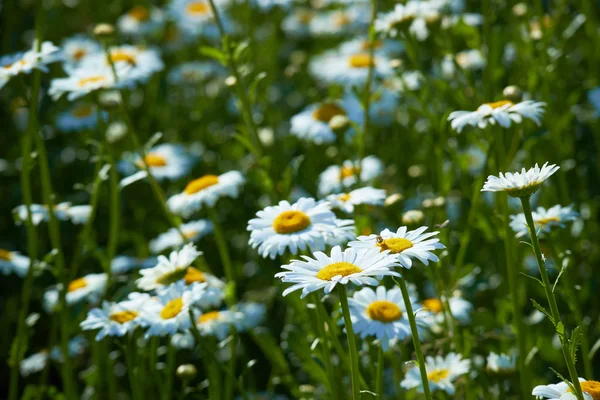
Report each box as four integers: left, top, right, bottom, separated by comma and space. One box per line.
326, 186, 386, 214
137, 243, 202, 291
448, 100, 546, 133
532, 378, 597, 400
482, 162, 560, 197
401, 353, 471, 395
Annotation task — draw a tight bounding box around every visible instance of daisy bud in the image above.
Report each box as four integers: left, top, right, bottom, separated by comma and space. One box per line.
329, 114, 350, 133
225, 76, 237, 86
402, 210, 424, 225
176, 364, 197, 380
512, 3, 528, 17
98, 90, 122, 110
106, 121, 128, 143
384, 193, 403, 207
93, 23, 115, 38
503, 85, 522, 102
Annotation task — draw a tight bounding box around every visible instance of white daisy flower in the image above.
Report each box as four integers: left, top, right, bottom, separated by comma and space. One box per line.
309, 50, 393, 86
455, 49, 486, 70
0, 41, 59, 89
349, 226, 445, 269
117, 5, 165, 37
171, 331, 195, 349
196, 301, 265, 339
318, 156, 384, 196
309, 6, 370, 37
481, 162, 560, 197
532, 378, 595, 400
247, 197, 339, 259
149, 219, 214, 253
420, 295, 473, 328
13, 204, 49, 226
323, 218, 357, 247
137, 243, 202, 291
290, 101, 361, 145
375, 0, 442, 40
401, 352, 471, 395
486, 352, 517, 374
111, 255, 158, 274
167, 61, 225, 86
56, 102, 107, 132
80, 294, 150, 340
65, 273, 107, 305
60, 35, 101, 66
327, 186, 386, 214
509, 204, 578, 238
281, 8, 315, 39
0, 249, 30, 277
169, 0, 231, 39
167, 171, 245, 217
80, 45, 164, 84
348, 286, 428, 350
448, 100, 546, 133
275, 245, 401, 298
338, 37, 404, 58
139, 281, 207, 337
119, 143, 198, 187
20, 351, 49, 376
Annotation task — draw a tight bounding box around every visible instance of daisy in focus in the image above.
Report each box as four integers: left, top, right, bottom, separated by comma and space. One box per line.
532, 378, 598, 400
117, 5, 165, 37
448, 99, 546, 133
55, 102, 107, 132
509, 204, 578, 238
0, 249, 30, 277
326, 187, 386, 214
348, 286, 428, 350
167, 171, 245, 217
318, 156, 384, 196
481, 162, 560, 197
349, 226, 445, 268
137, 243, 202, 291
275, 245, 401, 298
149, 219, 213, 253
0, 41, 59, 89
401, 353, 471, 395
80, 294, 150, 340
247, 197, 339, 259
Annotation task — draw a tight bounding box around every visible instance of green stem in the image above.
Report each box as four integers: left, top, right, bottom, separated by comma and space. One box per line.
358, 0, 377, 166
162, 344, 176, 400
313, 294, 338, 399
394, 276, 432, 400
208, 207, 236, 291
519, 196, 584, 399
224, 331, 238, 400
375, 345, 384, 398
104, 150, 120, 293
338, 285, 361, 399
125, 334, 140, 400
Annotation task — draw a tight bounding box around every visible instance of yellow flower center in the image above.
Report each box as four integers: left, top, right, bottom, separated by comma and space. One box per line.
366, 300, 402, 322
570, 381, 600, 400
110, 51, 137, 66
272, 210, 311, 234
360, 40, 383, 51
340, 165, 361, 179
184, 175, 219, 195
160, 298, 184, 319
72, 105, 94, 118
0, 249, 13, 261
377, 238, 413, 254
315, 261, 362, 281
198, 310, 221, 323
297, 10, 314, 24
348, 54, 375, 68
142, 153, 168, 167
73, 49, 87, 61
3, 59, 27, 69
128, 5, 150, 21
422, 298, 443, 314
68, 277, 88, 292
339, 193, 351, 202
186, 2, 209, 15
183, 230, 198, 239
485, 100, 513, 109
109, 310, 138, 324
537, 216, 560, 226
427, 369, 450, 383
78, 75, 106, 87
333, 12, 351, 27
184, 267, 206, 285
156, 268, 188, 286
312, 103, 346, 123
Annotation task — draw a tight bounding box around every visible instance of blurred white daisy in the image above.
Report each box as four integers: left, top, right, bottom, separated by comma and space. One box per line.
80, 45, 164, 84
318, 156, 384, 196
0, 249, 30, 277
248, 197, 339, 259
348, 286, 427, 350
349, 226, 445, 268
448, 100, 546, 133
55, 102, 107, 132
182, 269, 225, 309
0, 41, 59, 89
322, 218, 358, 247
167, 171, 245, 217
510, 204, 578, 238
65, 273, 107, 305
401, 353, 471, 395
137, 243, 202, 291
196, 301, 265, 340
482, 162, 560, 197
119, 143, 198, 187
486, 352, 516, 374
117, 5, 165, 37
455, 49, 486, 71
309, 50, 393, 86
20, 337, 87, 376
338, 37, 404, 58
111, 255, 158, 274
169, 0, 231, 39
421, 295, 473, 328
60, 35, 101, 66
149, 219, 213, 253
80, 294, 150, 340
309, 6, 370, 37
375, 1, 442, 40
275, 245, 401, 298
167, 61, 225, 86
14, 202, 89, 225
327, 187, 386, 214
290, 101, 359, 145
532, 378, 595, 400
281, 8, 315, 38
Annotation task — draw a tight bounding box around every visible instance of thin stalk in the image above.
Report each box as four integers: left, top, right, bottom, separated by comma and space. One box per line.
394, 276, 432, 400
162, 344, 176, 400
223, 332, 238, 400
208, 207, 236, 291
125, 334, 140, 400
375, 345, 384, 398
338, 285, 361, 399
358, 0, 378, 165
313, 294, 338, 399
104, 150, 120, 292
520, 196, 584, 399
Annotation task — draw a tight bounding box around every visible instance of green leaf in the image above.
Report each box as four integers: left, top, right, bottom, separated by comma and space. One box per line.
570, 326, 582, 363
524, 346, 538, 366
232, 133, 256, 155
530, 299, 555, 325
520, 272, 544, 286
549, 367, 575, 392
233, 40, 250, 62
199, 46, 227, 64
552, 258, 569, 293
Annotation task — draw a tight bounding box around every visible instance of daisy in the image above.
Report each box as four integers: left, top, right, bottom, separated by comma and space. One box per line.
183, 270, 225, 309
169, 0, 231, 39
60, 35, 101, 66
117, 5, 165, 37
420, 295, 473, 328
318, 156, 384, 196
80, 294, 150, 340
149, 219, 214, 253
309, 6, 370, 37
323, 218, 358, 247
338, 37, 404, 58
167, 171, 245, 217
65, 273, 107, 305
55, 102, 107, 132
509, 204, 578, 238
119, 143, 198, 187
275, 245, 401, 298
375, 1, 442, 40
448, 100, 546, 133
532, 378, 597, 400
0, 41, 59, 89
281, 8, 315, 39
349, 226, 445, 268
167, 61, 225, 87
327, 187, 386, 214
348, 286, 428, 350
0, 249, 31, 277
80, 45, 164, 84
455, 49, 486, 71
309, 50, 393, 86
290, 101, 360, 145
111, 255, 158, 274
247, 197, 339, 259
486, 352, 517, 374
401, 353, 471, 395
20, 351, 49, 376
481, 162, 560, 197
137, 243, 202, 291
196, 301, 265, 339
139, 282, 206, 337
